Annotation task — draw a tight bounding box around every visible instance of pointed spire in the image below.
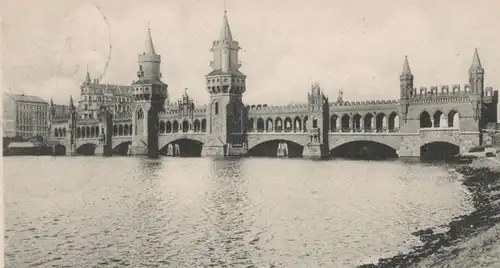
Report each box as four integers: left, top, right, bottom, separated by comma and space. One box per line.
402, 55, 412, 75
69, 95, 74, 110
470, 48, 483, 71
85, 65, 91, 84
50, 98, 54, 106
219, 9, 233, 42
145, 27, 156, 55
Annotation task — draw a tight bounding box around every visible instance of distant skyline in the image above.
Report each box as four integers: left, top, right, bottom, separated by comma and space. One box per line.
3, 0, 500, 117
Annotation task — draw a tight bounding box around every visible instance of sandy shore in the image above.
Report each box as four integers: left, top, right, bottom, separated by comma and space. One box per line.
359, 157, 500, 268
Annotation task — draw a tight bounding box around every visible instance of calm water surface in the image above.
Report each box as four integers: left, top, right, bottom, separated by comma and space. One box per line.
4, 156, 474, 267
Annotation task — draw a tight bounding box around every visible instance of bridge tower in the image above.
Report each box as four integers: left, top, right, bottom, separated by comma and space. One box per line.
66, 96, 77, 156
129, 28, 168, 158
201, 9, 247, 156
302, 83, 330, 158
399, 55, 413, 126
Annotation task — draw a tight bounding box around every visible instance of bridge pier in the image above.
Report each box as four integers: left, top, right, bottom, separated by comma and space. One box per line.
277, 142, 289, 157
302, 144, 329, 159
66, 144, 76, 156
165, 143, 181, 156
95, 144, 112, 156
201, 143, 227, 157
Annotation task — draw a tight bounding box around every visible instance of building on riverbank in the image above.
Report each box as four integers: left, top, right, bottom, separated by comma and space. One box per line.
2, 93, 49, 139
77, 72, 135, 120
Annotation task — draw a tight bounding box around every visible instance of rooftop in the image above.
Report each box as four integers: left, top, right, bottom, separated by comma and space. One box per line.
4, 93, 47, 104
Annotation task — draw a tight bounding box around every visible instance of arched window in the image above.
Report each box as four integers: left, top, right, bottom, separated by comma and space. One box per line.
136, 107, 144, 120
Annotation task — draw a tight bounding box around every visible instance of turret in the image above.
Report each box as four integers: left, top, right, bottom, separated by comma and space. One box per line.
469, 48, 484, 95
206, 10, 246, 95
400, 55, 414, 99
399, 56, 413, 123
132, 27, 168, 104
137, 28, 162, 81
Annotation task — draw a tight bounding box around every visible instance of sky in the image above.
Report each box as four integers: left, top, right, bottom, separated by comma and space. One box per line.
2, 0, 500, 114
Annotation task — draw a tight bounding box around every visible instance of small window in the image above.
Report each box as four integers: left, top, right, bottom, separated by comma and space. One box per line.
214, 102, 219, 115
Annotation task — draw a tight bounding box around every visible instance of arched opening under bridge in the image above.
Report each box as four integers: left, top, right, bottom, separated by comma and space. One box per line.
420, 142, 460, 162
76, 143, 96, 156
159, 139, 203, 157
330, 141, 398, 160
113, 141, 132, 156
247, 140, 304, 158
53, 144, 66, 156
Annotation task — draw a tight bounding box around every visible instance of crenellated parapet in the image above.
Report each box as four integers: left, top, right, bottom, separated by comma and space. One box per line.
331, 99, 399, 107
246, 103, 309, 116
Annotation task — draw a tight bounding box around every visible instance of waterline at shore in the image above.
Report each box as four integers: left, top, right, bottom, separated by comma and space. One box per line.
359, 157, 500, 268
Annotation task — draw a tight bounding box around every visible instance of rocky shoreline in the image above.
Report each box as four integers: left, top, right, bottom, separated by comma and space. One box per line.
359, 157, 500, 268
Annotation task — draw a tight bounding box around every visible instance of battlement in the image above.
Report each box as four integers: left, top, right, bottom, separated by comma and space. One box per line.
406, 84, 497, 99
160, 104, 207, 116
138, 52, 161, 63
330, 99, 399, 107
246, 103, 309, 113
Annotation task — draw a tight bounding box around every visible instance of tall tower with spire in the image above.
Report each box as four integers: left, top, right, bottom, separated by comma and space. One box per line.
399, 55, 413, 123
202, 9, 247, 156
130, 28, 169, 158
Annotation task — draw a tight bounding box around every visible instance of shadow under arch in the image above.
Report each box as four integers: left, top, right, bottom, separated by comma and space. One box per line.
420, 141, 460, 162
247, 139, 304, 158
76, 143, 96, 156
330, 141, 398, 160
53, 144, 66, 156
113, 141, 132, 156
159, 138, 204, 157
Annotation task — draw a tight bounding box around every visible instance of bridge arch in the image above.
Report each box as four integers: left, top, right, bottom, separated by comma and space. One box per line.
330, 114, 339, 132
194, 119, 201, 132
159, 138, 204, 157
118, 124, 124, 136
159, 121, 166, 133
364, 113, 374, 132
375, 113, 387, 132
420, 110, 432, 128
53, 144, 66, 155
256, 118, 265, 132
432, 109, 445, 128
353, 113, 362, 132
76, 143, 96, 156
113, 141, 132, 156
247, 139, 304, 157
294, 116, 302, 132
448, 110, 460, 128
388, 112, 399, 132
275, 117, 283, 132
182, 120, 189, 132
201, 119, 207, 132
420, 141, 459, 161
330, 140, 398, 160
266, 118, 273, 132
284, 117, 293, 132
341, 114, 350, 132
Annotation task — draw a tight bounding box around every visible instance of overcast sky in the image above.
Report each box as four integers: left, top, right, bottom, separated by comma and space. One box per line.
3, 0, 500, 113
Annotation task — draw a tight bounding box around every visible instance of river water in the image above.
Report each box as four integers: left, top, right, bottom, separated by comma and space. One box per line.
4, 156, 474, 267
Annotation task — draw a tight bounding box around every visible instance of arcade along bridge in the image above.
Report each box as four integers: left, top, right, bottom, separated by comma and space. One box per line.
48, 10, 498, 160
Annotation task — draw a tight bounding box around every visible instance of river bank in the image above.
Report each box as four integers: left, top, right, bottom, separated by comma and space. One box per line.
359, 157, 500, 268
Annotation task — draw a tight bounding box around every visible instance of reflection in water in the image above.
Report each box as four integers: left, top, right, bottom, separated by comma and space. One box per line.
204, 158, 256, 266
3, 156, 474, 267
